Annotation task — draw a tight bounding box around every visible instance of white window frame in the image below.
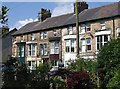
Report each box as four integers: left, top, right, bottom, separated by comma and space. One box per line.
80, 24, 85, 33
50, 41, 59, 54
44, 44, 47, 55
100, 21, 105, 30
27, 44, 36, 56
44, 31, 47, 39
21, 45, 24, 57
68, 26, 72, 35
40, 32, 43, 39
81, 39, 86, 52
55, 42, 59, 54
86, 38, 91, 51
53, 30, 57, 37
31, 33, 34, 41
65, 40, 76, 53
96, 35, 110, 50
50, 42, 54, 54
117, 28, 120, 37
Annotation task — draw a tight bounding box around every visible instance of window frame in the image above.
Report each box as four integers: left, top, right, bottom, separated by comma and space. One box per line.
53, 29, 57, 37
50, 41, 59, 54
80, 24, 85, 34
86, 38, 91, 51
44, 31, 47, 39
68, 26, 73, 35
40, 32, 43, 39
31, 33, 34, 41
27, 44, 36, 56
100, 21, 105, 30
44, 43, 47, 55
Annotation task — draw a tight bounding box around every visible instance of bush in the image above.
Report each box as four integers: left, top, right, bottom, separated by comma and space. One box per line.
96, 39, 120, 88
67, 71, 94, 89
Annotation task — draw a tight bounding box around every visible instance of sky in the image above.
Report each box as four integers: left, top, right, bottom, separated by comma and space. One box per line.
1, 1, 117, 30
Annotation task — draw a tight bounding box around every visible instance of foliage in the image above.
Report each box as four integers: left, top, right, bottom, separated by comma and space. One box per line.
0, 6, 10, 24
96, 39, 120, 88
67, 71, 94, 89
2, 57, 30, 88
27, 63, 50, 89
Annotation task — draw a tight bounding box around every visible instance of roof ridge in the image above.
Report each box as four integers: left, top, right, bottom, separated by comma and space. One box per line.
87, 2, 119, 11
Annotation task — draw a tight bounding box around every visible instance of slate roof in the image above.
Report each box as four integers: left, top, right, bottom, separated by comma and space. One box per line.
12, 2, 120, 36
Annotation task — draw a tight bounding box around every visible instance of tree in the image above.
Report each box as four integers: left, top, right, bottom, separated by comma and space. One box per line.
0, 6, 10, 24
96, 39, 120, 88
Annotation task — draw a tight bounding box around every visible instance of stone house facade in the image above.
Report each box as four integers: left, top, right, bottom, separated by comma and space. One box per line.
12, 2, 120, 69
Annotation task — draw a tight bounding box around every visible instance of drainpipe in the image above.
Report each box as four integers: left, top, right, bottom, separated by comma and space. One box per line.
113, 17, 115, 38
75, 1, 79, 57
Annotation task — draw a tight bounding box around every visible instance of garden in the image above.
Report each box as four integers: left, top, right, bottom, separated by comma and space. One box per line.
2, 39, 120, 89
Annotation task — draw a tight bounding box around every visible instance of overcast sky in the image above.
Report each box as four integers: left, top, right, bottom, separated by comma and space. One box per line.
2, 1, 117, 30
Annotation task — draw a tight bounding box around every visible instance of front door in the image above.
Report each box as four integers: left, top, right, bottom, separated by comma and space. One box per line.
17, 44, 25, 65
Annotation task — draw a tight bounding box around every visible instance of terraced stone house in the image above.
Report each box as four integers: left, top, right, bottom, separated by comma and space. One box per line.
12, 2, 120, 69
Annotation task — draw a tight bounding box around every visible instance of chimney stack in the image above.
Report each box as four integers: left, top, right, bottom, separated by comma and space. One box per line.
38, 8, 51, 22
74, 1, 88, 14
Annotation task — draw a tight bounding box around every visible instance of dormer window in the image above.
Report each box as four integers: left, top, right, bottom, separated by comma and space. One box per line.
86, 24, 91, 32
80, 24, 85, 33
100, 21, 105, 30
40, 32, 43, 39
53, 30, 57, 37
31, 33, 34, 40
68, 26, 72, 35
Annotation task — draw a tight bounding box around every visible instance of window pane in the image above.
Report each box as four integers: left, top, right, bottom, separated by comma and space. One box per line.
40, 32, 43, 39
87, 45, 91, 51
44, 32, 47, 39
81, 24, 85, 33
44, 44, 47, 55
82, 45, 85, 52
104, 35, 108, 42
87, 38, 91, 44
32, 44, 36, 56
54, 30, 57, 37
31, 33, 34, 40
68, 26, 72, 34
81, 39, 85, 45
21, 46, 24, 57
40, 44, 43, 55
100, 36, 102, 42
50, 42, 54, 54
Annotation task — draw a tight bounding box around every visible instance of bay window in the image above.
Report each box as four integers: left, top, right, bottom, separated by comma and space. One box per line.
50, 41, 59, 54
65, 40, 70, 52
27, 44, 36, 56
44, 44, 47, 55
68, 26, 72, 35
96, 35, 109, 50
65, 40, 76, 53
